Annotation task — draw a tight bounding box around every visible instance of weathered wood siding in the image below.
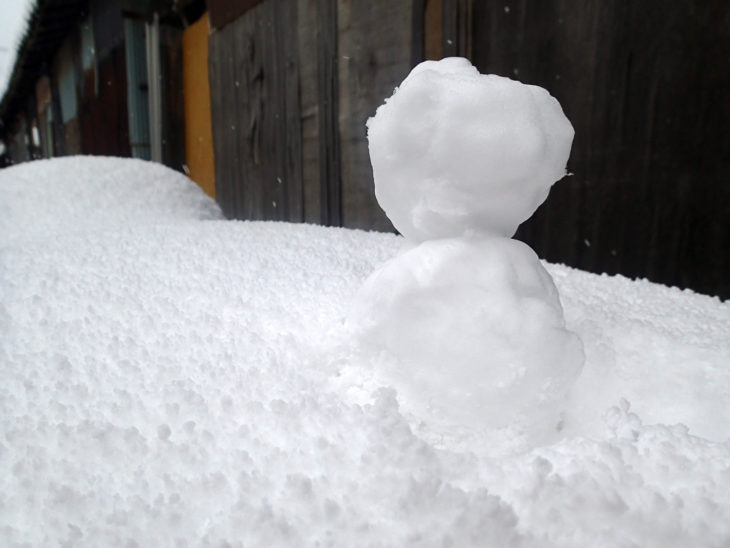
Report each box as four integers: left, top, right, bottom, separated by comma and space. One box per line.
208, 0, 728, 298
296, 0, 322, 223
209, 0, 303, 221
336, 0, 415, 231
183, 13, 217, 198
78, 46, 131, 157
470, 0, 729, 298
209, 0, 416, 229
160, 25, 186, 171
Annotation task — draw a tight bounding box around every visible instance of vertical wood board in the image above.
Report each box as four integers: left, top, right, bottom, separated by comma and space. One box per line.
297, 0, 322, 224
336, 0, 416, 232
183, 13, 216, 197
209, 0, 303, 222
470, 0, 730, 298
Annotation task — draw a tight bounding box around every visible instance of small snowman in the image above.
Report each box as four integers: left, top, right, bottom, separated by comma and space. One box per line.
346, 58, 584, 438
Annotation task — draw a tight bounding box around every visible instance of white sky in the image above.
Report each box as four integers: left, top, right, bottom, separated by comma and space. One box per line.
0, 0, 36, 99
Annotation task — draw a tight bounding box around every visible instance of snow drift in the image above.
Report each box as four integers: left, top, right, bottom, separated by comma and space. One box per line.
1, 157, 729, 546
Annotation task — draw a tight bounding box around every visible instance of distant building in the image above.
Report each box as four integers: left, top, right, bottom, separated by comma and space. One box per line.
0, 0, 191, 178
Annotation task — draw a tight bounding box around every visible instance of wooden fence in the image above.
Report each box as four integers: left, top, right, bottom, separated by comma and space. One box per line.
208, 0, 729, 299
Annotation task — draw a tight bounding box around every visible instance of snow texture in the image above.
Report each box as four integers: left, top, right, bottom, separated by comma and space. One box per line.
346, 236, 583, 443
367, 57, 574, 241
1, 156, 729, 547
0, 156, 222, 245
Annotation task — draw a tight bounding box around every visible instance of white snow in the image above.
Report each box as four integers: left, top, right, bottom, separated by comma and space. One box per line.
367, 57, 574, 241
1, 156, 729, 546
0, 156, 222, 244
346, 236, 584, 446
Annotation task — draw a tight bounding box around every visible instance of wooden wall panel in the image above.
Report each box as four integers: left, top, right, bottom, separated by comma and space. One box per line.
209, 21, 240, 217
297, 0, 322, 224
78, 46, 131, 157
160, 24, 186, 172
336, 0, 415, 232
442, 0, 471, 58
316, 0, 341, 226
471, 0, 730, 298
207, 0, 727, 297
183, 14, 216, 198
209, 0, 303, 222
277, 1, 304, 221
50, 69, 66, 156
209, 0, 263, 30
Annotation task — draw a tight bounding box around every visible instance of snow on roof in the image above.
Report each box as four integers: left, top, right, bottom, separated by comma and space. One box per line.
0, 0, 36, 101
1, 156, 729, 545
0, 0, 85, 131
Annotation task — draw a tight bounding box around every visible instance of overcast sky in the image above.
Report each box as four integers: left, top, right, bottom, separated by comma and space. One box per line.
0, 0, 36, 99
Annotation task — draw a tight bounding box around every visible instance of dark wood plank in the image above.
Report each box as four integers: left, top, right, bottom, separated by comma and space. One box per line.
209, 23, 239, 217
78, 47, 131, 157
50, 69, 66, 155
297, 0, 322, 224
278, 0, 304, 222
424, 0, 443, 60
209, 0, 263, 30
231, 9, 257, 219
317, 0, 341, 226
472, 0, 730, 298
442, 0, 471, 58
411, 0, 425, 67
210, 0, 303, 223
261, 0, 287, 221
159, 25, 186, 172
336, 0, 416, 232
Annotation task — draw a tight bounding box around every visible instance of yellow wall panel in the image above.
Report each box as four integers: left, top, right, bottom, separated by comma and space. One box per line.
183, 13, 216, 199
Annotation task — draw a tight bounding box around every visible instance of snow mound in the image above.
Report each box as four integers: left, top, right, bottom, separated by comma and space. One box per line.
0, 156, 222, 243
347, 236, 583, 441
367, 57, 574, 240
2, 157, 729, 545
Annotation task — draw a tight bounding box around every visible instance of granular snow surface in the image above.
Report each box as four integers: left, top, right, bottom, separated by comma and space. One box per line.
1, 157, 729, 546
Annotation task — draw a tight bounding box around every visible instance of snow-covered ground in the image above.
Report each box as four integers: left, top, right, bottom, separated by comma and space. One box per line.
1, 156, 729, 546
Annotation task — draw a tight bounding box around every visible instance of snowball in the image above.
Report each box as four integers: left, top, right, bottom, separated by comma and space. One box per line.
346, 236, 584, 434
367, 57, 574, 240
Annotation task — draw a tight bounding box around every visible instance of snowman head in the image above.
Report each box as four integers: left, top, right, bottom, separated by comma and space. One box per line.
367, 57, 574, 241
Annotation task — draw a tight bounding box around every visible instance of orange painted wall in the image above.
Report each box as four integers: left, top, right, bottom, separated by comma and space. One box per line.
183, 13, 216, 198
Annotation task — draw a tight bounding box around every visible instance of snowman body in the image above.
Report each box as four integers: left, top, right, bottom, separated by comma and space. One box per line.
347, 58, 584, 433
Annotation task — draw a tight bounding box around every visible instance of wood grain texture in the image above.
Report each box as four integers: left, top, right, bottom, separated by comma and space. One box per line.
208, 0, 263, 30
442, 0, 471, 58
297, 0, 322, 224
209, 0, 303, 222
471, 0, 730, 298
159, 25, 186, 173
183, 14, 216, 197
78, 47, 131, 158
209, 22, 238, 217
277, 0, 304, 221
317, 0, 342, 226
336, 0, 415, 232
